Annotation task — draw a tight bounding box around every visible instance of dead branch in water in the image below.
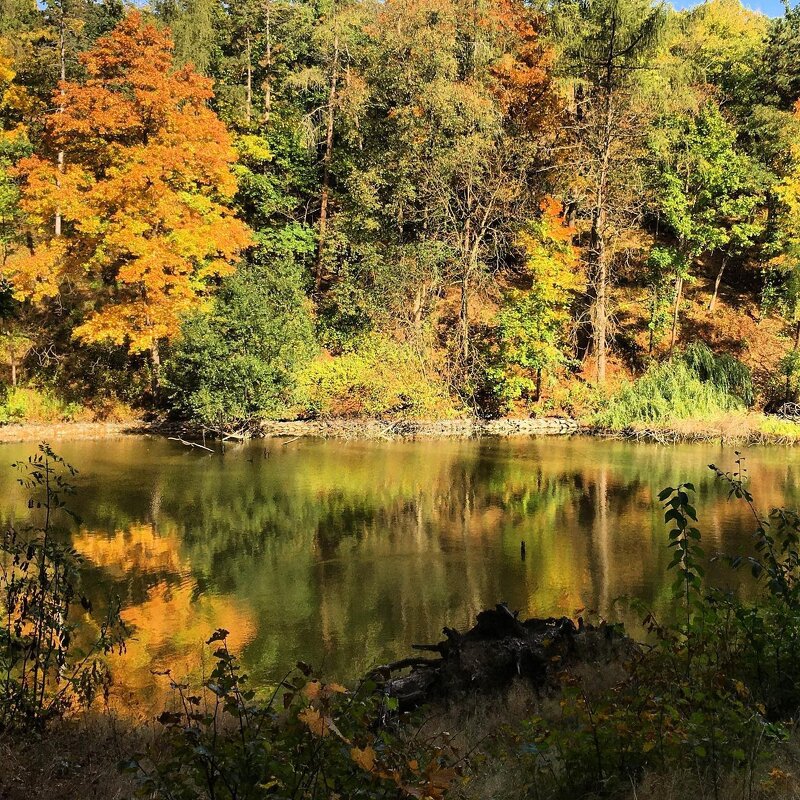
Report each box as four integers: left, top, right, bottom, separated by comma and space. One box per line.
168, 437, 214, 453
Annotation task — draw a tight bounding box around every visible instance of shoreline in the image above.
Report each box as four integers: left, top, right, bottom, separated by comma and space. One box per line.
0, 413, 798, 444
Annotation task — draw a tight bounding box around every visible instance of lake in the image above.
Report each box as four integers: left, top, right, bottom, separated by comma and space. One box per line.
0, 435, 796, 710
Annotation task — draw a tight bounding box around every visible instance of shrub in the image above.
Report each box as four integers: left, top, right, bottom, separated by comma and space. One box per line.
0, 444, 127, 729
0, 386, 90, 425
297, 335, 457, 419
164, 256, 316, 429
682, 342, 754, 406
596, 360, 742, 428
125, 632, 460, 800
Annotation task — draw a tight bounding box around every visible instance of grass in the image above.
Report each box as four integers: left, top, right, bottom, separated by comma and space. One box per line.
0, 387, 136, 425
595, 360, 745, 430
0, 712, 146, 800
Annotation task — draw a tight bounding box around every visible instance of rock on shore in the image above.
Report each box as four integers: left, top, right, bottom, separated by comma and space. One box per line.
258, 417, 579, 440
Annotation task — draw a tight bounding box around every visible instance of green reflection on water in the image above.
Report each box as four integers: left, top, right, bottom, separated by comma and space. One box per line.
0, 436, 796, 707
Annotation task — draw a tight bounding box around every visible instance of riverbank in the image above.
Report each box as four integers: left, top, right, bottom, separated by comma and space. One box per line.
5, 605, 800, 800
0, 416, 581, 442
0, 420, 147, 442
258, 416, 580, 439
1, 410, 800, 444
595, 412, 800, 444
1, 412, 799, 444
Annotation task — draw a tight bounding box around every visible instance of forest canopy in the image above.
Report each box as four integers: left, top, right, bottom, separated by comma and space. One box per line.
0, 0, 798, 428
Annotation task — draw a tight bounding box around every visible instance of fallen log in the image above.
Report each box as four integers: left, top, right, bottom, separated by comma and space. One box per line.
380, 603, 637, 710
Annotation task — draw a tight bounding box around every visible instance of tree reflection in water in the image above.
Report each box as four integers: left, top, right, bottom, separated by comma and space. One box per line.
0, 436, 794, 712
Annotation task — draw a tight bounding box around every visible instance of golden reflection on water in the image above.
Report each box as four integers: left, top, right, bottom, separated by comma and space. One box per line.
0, 436, 798, 714
71, 523, 256, 710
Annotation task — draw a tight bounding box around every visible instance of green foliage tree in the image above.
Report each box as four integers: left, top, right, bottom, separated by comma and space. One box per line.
649, 102, 766, 349
761, 3, 800, 110
164, 252, 316, 429
154, 0, 222, 74
489, 199, 583, 410
553, 0, 667, 385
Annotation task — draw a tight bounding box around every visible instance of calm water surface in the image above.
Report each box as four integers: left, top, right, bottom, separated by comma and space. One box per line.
0, 435, 797, 708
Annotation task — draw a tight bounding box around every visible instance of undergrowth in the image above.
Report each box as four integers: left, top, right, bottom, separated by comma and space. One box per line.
0, 388, 90, 425
596, 344, 753, 429
297, 335, 458, 419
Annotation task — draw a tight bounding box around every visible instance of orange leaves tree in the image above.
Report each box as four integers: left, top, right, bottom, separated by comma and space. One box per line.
5, 12, 251, 372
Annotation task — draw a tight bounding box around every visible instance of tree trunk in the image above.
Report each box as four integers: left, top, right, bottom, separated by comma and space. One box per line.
262, 2, 272, 124
460, 270, 469, 363
594, 228, 608, 385
245, 29, 252, 124
534, 369, 542, 402
787, 321, 800, 400
315, 32, 340, 291
670, 274, 684, 355
589, 17, 617, 388
412, 285, 423, 329
10, 356, 16, 388
708, 256, 727, 312
55, 16, 66, 237
460, 215, 478, 364
151, 340, 161, 393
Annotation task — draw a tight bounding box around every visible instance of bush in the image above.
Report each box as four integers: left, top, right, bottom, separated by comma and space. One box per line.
596, 345, 752, 429
518, 470, 798, 799
125, 632, 460, 800
682, 342, 754, 406
0, 444, 126, 729
0, 386, 90, 424
297, 335, 457, 419
164, 256, 316, 429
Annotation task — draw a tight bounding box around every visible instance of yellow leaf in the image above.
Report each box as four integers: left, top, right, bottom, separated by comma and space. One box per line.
298, 707, 327, 737
351, 745, 377, 772
426, 767, 458, 789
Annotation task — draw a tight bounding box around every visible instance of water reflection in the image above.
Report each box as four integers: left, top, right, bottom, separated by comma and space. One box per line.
0, 436, 795, 707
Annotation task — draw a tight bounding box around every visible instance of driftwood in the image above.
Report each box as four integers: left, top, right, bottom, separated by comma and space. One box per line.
168, 437, 214, 453
373, 604, 636, 710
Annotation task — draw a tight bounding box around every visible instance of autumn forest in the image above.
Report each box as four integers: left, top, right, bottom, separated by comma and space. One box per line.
0, 0, 798, 431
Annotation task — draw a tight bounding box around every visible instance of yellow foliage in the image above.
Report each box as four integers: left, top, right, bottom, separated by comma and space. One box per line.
350, 745, 377, 772
517, 197, 583, 298
298, 707, 329, 737
4, 14, 251, 354
0, 38, 30, 144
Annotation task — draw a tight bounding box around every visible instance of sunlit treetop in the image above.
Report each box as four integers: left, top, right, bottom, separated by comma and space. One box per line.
6, 11, 252, 355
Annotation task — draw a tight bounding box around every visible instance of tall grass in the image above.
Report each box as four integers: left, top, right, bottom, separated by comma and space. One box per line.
596, 345, 752, 430
681, 342, 753, 406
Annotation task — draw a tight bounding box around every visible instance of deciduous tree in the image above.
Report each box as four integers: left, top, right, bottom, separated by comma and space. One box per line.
6, 12, 251, 380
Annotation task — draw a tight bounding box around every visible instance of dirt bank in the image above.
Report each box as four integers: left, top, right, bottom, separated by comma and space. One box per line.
0, 417, 581, 442
0, 421, 147, 442
1, 413, 797, 444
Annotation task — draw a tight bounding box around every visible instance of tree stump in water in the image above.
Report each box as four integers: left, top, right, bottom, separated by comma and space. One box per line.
374, 603, 636, 710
